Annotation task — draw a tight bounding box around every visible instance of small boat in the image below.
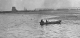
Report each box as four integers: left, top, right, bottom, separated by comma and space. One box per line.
40, 19, 61, 26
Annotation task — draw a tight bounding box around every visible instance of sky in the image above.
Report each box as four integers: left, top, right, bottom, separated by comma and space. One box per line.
0, 0, 80, 11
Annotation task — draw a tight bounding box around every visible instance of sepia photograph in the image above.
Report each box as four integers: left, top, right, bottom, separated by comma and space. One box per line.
0, 0, 80, 38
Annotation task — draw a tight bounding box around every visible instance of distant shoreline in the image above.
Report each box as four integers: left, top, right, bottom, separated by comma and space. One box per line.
0, 9, 80, 15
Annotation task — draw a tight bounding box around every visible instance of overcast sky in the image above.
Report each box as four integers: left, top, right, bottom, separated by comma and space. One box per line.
0, 0, 80, 11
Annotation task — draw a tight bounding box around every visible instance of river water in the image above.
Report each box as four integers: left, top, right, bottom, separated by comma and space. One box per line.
0, 14, 80, 38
